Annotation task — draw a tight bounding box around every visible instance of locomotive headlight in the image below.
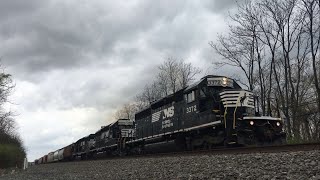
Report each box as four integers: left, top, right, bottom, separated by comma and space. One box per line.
222, 77, 227, 85
249, 121, 254, 125
276, 122, 281, 126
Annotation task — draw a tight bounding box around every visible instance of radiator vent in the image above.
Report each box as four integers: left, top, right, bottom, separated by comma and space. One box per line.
220, 90, 254, 108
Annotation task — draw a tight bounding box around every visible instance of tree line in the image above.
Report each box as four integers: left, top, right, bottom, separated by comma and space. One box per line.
0, 69, 26, 168
211, 0, 320, 142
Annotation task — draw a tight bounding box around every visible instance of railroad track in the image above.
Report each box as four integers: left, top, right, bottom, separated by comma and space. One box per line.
69, 143, 320, 162
8, 143, 320, 180
117, 143, 320, 159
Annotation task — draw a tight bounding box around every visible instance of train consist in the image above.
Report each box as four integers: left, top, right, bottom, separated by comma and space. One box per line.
35, 75, 286, 164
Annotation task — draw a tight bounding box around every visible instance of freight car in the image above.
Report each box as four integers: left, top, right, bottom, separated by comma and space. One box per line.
35, 75, 286, 163
35, 118, 136, 164
47, 152, 54, 163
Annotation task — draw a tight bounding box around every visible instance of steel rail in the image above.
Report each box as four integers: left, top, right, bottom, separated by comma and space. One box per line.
116, 143, 320, 160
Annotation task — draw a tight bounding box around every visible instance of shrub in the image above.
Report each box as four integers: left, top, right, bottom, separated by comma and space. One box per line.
0, 131, 26, 168
0, 144, 25, 168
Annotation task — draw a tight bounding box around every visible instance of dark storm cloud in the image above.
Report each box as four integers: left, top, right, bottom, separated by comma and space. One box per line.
1, 0, 234, 79
0, 0, 44, 21
1, 0, 237, 112
1, 0, 238, 161
0, 0, 190, 77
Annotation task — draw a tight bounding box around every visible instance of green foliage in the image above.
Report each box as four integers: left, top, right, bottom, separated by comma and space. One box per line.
0, 143, 25, 168
286, 136, 320, 144
0, 131, 26, 168
286, 137, 303, 144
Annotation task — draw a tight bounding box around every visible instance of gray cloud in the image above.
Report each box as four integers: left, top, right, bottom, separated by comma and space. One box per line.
1, 0, 237, 161
0, 0, 44, 21
1, 0, 189, 77
205, 0, 238, 14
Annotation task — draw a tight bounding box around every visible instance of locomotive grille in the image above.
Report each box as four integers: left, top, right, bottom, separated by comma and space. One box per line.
220, 90, 254, 108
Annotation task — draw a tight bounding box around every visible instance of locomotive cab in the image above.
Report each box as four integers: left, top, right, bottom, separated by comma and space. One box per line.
213, 77, 285, 145
190, 75, 285, 146
180, 75, 245, 147
109, 119, 135, 155
72, 134, 95, 159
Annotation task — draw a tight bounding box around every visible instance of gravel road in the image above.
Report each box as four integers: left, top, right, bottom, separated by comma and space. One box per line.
1, 150, 319, 180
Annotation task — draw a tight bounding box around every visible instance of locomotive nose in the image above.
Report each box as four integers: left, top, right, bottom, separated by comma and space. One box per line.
263, 127, 274, 139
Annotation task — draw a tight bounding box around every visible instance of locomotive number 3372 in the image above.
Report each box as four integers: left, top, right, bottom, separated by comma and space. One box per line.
186, 105, 197, 113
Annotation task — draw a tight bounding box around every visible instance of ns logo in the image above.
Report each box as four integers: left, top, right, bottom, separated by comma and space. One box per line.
163, 106, 174, 119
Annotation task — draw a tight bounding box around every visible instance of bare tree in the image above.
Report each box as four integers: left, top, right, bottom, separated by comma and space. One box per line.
158, 58, 202, 95
210, 0, 269, 115
135, 82, 162, 108
0, 112, 15, 135
135, 58, 201, 108
178, 61, 202, 88
300, 0, 320, 140
158, 58, 181, 94
113, 102, 139, 121
0, 69, 15, 135
212, 0, 319, 142
157, 71, 170, 96
209, 1, 257, 91
302, 0, 320, 113
255, 0, 281, 116
0, 65, 26, 168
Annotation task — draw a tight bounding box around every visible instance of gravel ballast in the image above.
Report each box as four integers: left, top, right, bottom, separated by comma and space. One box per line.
1, 150, 319, 180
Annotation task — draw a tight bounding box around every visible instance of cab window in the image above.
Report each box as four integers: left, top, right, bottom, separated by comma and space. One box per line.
200, 88, 206, 98
185, 91, 195, 103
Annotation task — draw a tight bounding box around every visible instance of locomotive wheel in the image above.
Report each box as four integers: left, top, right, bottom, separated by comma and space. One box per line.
118, 151, 127, 156
203, 142, 213, 149
132, 145, 145, 155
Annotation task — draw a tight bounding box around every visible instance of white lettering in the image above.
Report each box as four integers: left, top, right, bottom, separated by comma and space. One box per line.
163, 106, 174, 119
162, 119, 174, 129
186, 105, 197, 113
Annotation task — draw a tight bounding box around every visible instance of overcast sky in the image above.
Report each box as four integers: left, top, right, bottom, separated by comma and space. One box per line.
0, 0, 238, 161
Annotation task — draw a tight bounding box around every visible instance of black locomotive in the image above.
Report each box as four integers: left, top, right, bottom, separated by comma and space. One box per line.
129, 75, 285, 152
36, 75, 286, 163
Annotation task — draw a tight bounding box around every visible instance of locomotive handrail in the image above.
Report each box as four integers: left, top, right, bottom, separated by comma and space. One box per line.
223, 101, 228, 129
233, 95, 242, 129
